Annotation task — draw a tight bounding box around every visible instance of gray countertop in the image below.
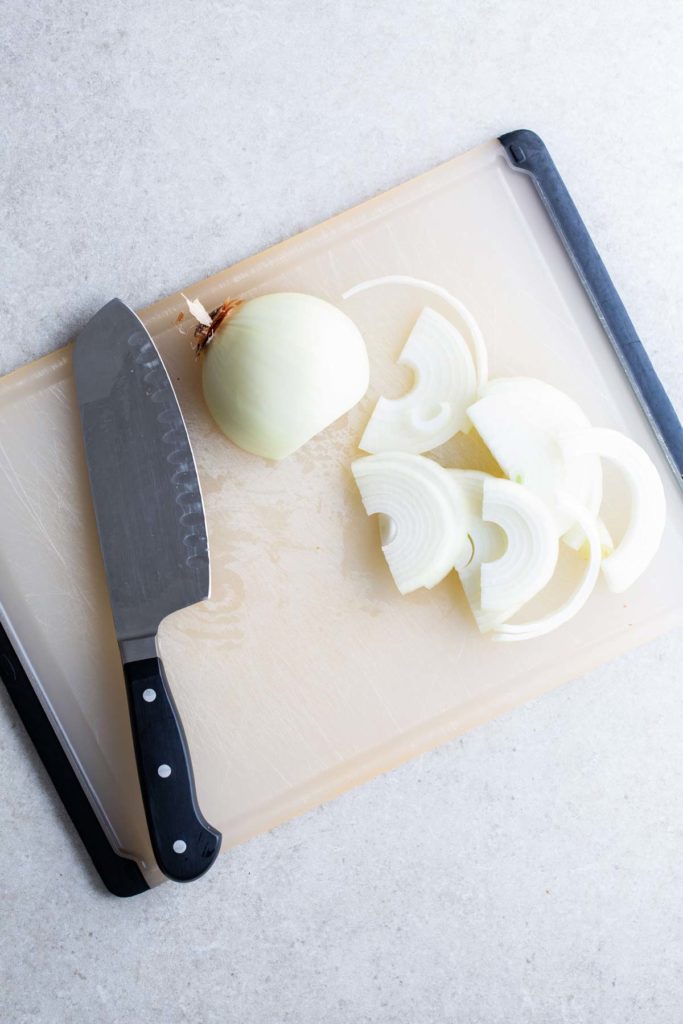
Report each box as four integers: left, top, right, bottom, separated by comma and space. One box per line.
1, 2, 682, 1022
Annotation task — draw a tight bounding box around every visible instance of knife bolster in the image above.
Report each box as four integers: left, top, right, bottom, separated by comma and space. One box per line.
119, 635, 158, 662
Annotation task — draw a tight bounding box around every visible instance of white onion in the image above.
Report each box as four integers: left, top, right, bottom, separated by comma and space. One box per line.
359, 306, 477, 454
560, 428, 666, 593
351, 453, 468, 594
449, 470, 519, 632
446, 470, 559, 633
343, 275, 488, 390
201, 293, 369, 460
467, 377, 602, 538
493, 496, 602, 641
479, 477, 559, 611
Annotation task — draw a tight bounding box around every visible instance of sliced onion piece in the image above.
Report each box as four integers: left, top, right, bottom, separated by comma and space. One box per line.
359, 307, 477, 454
448, 471, 518, 632
493, 497, 601, 642
574, 517, 614, 560
560, 428, 666, 593
481, 377, 591, 431
461, 579, 515, 634
467, 377, 602, 537
342, 275, 488, 390
351, 453, 469, 594
480, 477, 559, 611
448, 470, 503, 572
447, 471, 558, 632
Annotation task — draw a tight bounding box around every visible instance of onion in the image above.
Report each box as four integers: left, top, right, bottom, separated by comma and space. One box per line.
351, 453, 468, 594
343, 275, 488, 390
449, 470, 520, 632
493, 496, 602, 641
560, 428, 666, 593
345, 277, 666, 638
352, 457, 559, 630
448, 470, 504, 572
479, 476, 559, 611
467, 377, 602, 539
197, 293, 369, 460
357, 306, 477, 454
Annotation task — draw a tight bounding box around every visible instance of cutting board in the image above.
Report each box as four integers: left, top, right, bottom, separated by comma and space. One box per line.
2, 133, 683, 890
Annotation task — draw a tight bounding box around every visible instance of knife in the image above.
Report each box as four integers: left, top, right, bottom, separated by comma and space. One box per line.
73, 299, 221, 883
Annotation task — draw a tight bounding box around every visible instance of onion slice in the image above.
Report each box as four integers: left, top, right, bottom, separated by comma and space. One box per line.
448, 471, 559, 632
560, 428, 666, 593
359, 307, 477, 454
480, 477, 559, 611
351, 453, 468, 594
493, 497, 602, 641
343, 275, 488, 390
467, 377, 602, 539
449, 471, 519, 632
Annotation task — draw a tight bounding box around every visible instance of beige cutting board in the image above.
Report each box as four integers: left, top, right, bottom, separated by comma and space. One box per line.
2, 139, 683, 886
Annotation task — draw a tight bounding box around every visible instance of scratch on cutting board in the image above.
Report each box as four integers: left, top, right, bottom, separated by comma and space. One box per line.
368, 677, 403, 731
0, 439, 97, 615
273, 649, 350, 763
292, 697, 345, 763
0, 439, 72, 569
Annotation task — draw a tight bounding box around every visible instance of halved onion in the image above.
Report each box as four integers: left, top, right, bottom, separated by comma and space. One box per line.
200, 292, 369, 460
493, 496, 602, 641
343, 275, 488, 390
467, 377, 602, 539
560, 428, 666, 593
351, 453, 468, 594
359, 306, 477, 454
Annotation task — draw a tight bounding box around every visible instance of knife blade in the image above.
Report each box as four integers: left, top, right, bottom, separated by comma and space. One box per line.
73, 298, 221, 883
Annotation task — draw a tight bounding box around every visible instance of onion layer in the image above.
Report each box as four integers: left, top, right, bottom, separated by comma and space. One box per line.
343, 275, 488, 390
351, 453, 468, 594
451, 471, 558, 632
493, 496, 602, 641
480, 477, 559, 611
467, 377, 602, 538
560, 428, 666, 593
449, 471, 520, 632
359, 307, 477, 454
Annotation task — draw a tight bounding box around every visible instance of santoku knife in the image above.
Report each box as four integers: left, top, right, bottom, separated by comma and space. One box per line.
73, 299, 221, 883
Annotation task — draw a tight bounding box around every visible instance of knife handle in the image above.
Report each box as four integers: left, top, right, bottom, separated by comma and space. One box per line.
123, 657, 221, 883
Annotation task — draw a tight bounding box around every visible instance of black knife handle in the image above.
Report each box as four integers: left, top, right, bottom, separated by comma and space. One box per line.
123, 657, 221, 882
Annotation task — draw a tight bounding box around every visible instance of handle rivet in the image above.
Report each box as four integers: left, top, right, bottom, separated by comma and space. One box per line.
142, 688, 157, 702
158, 764, 171, 778
173, 839, 187, 854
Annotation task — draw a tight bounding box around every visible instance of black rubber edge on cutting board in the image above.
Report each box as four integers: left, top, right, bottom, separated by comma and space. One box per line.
499, 129, 683, 481
0, 622, 149, 897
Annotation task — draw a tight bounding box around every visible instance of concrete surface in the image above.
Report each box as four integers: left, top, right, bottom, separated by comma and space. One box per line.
1, 1, 682, 1022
